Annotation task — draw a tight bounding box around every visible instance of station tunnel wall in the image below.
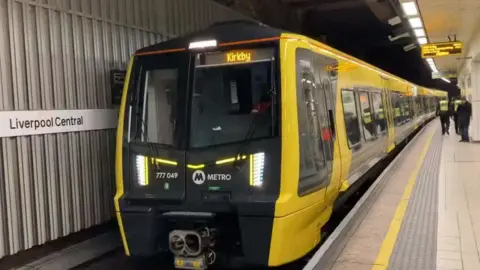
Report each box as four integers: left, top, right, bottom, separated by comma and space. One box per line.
0, 0, 250, 259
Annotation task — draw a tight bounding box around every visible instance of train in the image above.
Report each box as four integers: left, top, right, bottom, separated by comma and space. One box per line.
114, 21, 447, 269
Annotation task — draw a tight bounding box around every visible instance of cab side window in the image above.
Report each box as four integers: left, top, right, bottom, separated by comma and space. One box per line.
312, 54, 337, 159
296, 48, 335, 196
298, 69, 326, 174
342, 90, 361, 147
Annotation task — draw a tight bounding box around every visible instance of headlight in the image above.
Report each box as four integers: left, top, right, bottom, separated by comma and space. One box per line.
136, 155, 149, 186
250, 152, 265, 187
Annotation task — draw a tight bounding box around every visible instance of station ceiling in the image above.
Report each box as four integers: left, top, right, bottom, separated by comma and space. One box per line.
214, 0, 460, 94
417, 0, 480, 74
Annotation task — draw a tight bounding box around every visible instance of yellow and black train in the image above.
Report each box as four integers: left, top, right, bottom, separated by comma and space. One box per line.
114, 21, 447, 269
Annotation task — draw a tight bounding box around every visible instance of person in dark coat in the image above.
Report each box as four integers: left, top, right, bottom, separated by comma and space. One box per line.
457, 96, 472, 142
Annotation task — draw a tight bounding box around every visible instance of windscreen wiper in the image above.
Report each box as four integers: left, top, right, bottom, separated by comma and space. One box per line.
194, 110, 261, 170
130, 97, 169, 159
134, 111, 162, 159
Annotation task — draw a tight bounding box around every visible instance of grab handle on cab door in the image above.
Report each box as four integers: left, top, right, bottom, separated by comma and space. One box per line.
328, 109, 335, 139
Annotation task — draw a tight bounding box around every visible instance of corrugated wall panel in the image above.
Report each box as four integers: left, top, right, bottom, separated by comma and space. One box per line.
0, 0, 251, 258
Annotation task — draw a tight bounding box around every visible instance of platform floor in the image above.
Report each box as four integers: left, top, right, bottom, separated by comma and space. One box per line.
328, 121, 480, 270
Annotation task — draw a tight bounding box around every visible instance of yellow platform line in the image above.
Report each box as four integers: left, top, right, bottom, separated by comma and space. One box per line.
372, 130, 435, 270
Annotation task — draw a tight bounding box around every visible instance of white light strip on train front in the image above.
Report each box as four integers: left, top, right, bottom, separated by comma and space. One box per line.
136, 155, 148, 186
252, 152, 265, 187
189, 39, 217, 49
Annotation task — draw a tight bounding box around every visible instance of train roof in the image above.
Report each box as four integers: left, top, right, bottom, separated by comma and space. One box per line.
136, 20, 284, 54
135, 21, 447, 95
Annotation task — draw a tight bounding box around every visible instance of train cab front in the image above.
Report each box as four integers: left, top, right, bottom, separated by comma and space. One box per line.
116, 36, 282, 269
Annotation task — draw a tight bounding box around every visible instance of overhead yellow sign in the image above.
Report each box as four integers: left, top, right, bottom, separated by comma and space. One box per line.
421, 41, 463, 58
432, 71, 457, 79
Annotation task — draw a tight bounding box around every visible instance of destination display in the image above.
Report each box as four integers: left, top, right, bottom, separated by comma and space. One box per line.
198, 48, 274, 66
421, 41, 463, 58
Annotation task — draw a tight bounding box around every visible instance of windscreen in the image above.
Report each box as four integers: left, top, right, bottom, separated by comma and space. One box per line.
189, 48, 277, 148
128, 48, 277, 149
129, 53, 188, 147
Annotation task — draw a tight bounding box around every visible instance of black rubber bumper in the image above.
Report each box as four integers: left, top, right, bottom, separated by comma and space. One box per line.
120, 210, 274, 265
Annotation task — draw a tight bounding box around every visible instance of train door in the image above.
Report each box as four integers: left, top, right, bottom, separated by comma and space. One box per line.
370, 90, 388, 152
296, 49, 340, 202
380, 77, 395, 151
294, 48, 336, 199
313, 54, 341, 202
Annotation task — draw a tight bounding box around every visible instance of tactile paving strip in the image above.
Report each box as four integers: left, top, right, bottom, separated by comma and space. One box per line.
388, 130, 442, 270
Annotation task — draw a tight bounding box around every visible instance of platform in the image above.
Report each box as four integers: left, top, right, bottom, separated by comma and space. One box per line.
304, 120, 480, 270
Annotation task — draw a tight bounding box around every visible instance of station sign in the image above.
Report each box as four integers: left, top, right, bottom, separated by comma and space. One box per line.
421, 41, 463, 58
0, 109, 119, 138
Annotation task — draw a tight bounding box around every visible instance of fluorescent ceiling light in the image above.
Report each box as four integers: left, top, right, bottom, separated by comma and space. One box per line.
414, 29, 426, 37
409, 17, 423, 28
418, 37, 427, 45
426, 58, 434, 64
189, 39, 217, 49
441, 77, 450, 83
402, 2, 418, 16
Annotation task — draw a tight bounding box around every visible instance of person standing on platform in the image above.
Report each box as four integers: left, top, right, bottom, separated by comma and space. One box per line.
457, 96, 472, 142
436, 97, 450, 135
452, 97, 462, 134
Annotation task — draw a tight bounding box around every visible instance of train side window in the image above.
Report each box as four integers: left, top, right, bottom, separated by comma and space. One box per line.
295, 48, 332, 195
391, 93, 400, 126
409, 96, 415, 118
400, 94, 411, 122
372, 92, 386, 132
358, 91, 376, 141
422, 96, 428, 113
415, 96, 422, 115
341, 90, 361, 147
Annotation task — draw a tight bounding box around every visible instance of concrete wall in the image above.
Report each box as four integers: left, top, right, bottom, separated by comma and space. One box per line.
0, 0, 248, 258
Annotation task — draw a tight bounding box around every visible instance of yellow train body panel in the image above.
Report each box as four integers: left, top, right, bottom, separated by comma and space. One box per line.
113, 22, 448, 269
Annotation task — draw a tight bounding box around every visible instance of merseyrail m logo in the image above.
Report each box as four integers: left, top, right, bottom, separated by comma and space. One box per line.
192, 170, 206, 185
